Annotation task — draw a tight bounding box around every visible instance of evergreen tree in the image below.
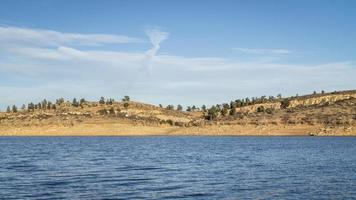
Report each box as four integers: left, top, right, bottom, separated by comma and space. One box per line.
207, 106, 219, 120
122, 95, 130, 102
201, 105, 207, 112
281, 99, 290, 109
72, 98, 79, 107
99, 97, 105, 104
6, 106, 11, 113
47, 102, 52, 110
230, 101, 236, 109
28, 102, 35, 111
177, 104, 183, 111
186, 106, 192, 112
80, 98, 86, 105
12, 105, 17, 113
229, 107, 236, 115
221, 107, 229, 116
42, 99, 47, 109
21, 104, 26, 110
106, 98, 114, 105
56, 98, 64, 105
245, 97, 251, 105
166, 105, 174, 110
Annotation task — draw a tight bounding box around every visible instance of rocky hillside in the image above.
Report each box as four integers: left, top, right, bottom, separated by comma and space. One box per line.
0, 90, 355, 136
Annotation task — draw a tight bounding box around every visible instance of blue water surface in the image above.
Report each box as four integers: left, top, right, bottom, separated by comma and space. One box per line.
0, 136, 356, 199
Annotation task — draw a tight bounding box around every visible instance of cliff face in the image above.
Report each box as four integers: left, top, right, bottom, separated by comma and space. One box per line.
235, 102, 281, 113
288, 92, 356, 108
234, 90, 356, 113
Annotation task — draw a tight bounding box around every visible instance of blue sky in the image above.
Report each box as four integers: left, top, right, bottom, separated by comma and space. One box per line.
0, 0, 355, 109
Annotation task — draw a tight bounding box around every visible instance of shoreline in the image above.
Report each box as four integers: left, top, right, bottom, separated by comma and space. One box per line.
1, 124, 354, 136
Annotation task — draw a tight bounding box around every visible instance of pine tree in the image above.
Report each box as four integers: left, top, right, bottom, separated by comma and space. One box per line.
80, 98, 86, 105
221, 107, 229, 116
28, 103, 35, 111
42, 99, 47, 109
6, 106, 11, 113
166, 105, 174, 110
201, 105, 207, 112
47, 101, 52, 110
177, 104, 183, 111
207, 106, 219, 120
12, 105, 17, 113
99, 97, 105, 104
281, 99, 290, 109
230, 107, 236, 115
56, 98, 64, 105
186, 106, 192, 112
122, 95, 130, 102
72, 98, 79, 107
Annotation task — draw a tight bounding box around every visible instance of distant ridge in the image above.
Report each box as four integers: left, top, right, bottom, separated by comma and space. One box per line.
1, 90, 355, 136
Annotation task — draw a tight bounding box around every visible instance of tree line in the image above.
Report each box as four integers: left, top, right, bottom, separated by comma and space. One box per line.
4, 96, 131, 113
3, 90, 328, 120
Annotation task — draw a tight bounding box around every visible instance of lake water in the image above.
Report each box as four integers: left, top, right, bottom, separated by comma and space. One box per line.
1, 137, 356, 199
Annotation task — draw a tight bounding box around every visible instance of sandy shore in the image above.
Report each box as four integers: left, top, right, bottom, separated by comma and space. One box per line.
1, 123, 355, 136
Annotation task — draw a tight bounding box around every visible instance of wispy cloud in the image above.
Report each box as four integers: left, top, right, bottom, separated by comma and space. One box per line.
0, 26, 355, 109
145, 29, 169, 58
233, 48, 291, 55
0, 26, 141, 46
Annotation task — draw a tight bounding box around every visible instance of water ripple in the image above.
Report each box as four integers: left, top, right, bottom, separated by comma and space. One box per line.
0, 136, 356, 199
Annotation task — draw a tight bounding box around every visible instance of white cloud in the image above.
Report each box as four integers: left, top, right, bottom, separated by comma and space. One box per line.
0, 26, 141, 46
0, 26, 355, 109
144, 29, 169, 58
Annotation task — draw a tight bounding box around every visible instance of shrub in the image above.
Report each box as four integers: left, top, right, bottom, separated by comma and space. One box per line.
257, 106, 265, 113
221, 107, 229, 116
229, 107, 236, 115
265, 108, 273, 114
280, 99, 290, 109
206, 106, 219, 120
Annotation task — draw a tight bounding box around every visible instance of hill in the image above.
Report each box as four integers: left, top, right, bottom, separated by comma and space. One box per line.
0, 90, 355, 136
